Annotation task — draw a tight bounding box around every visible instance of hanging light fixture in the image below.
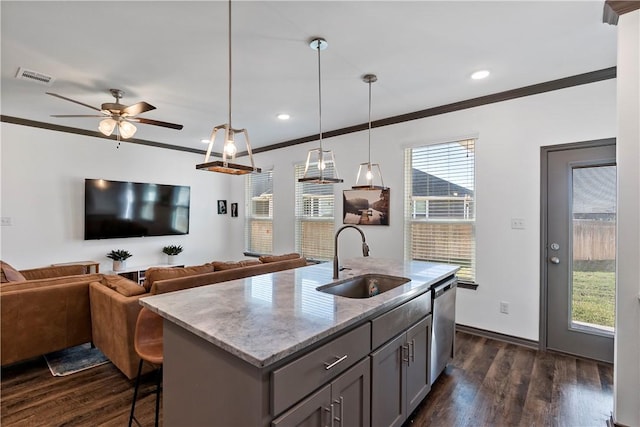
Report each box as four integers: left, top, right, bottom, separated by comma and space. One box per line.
98, 117, 137, 139
196, 0, 260, 175
353, 74, 385, 189
298, 37, 342, 184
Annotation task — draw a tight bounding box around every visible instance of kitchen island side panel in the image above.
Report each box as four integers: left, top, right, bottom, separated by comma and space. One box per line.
163, 320, 270, 427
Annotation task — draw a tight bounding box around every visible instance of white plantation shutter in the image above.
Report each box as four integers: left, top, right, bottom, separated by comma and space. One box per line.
404, 139, 476, 282
295, 164, 335, 260
245, 170, 273, 254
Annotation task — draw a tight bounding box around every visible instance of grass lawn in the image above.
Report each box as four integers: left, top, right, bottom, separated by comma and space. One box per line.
572, 271, 615, 328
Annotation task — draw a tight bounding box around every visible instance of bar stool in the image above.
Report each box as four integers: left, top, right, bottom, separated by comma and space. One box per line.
128, 307, 163, 427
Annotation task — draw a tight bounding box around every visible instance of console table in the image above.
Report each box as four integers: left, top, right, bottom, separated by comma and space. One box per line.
52, 260, 100, 274
109, 263, 184, 286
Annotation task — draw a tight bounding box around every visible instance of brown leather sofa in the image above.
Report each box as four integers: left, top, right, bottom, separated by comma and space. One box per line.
0, 262, 102, 366
89, 254, 307, 379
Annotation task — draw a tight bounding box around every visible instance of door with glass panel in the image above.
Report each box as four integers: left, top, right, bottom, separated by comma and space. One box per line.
544, 141, 615, 362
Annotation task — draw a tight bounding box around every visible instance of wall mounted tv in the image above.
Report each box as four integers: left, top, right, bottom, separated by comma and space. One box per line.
84, 179, 190, 240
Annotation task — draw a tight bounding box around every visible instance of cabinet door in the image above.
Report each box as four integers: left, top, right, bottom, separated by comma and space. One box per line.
331, 357, 371, 427
405, 315, 432, 415
371, 333, 406, 427
272, 384, 332, 427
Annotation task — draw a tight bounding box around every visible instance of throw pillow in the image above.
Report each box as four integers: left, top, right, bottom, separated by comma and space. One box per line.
0, 261, 26, 283
102, 275, 146, 297
258, 253, 301, 263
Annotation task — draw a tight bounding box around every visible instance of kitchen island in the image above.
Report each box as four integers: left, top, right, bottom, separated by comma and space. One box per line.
141, 257, 458, 427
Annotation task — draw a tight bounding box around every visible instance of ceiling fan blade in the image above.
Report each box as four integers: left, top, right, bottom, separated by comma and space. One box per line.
123, 102, 156, 116
50, 114, 107, 118
133, 117, 184, 130
46, 92, 102, 112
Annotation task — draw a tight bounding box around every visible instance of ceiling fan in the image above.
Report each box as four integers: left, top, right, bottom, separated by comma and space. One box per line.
46, 88, 184, 139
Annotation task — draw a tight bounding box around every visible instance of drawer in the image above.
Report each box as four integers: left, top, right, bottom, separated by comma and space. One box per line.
371, 291, 431, 350
271, 322, 371, 416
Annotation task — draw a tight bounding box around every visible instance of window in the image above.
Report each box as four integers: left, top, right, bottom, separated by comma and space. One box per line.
295, 164, 335, 260
245, 170, 273, 254
405, 139, 476, 282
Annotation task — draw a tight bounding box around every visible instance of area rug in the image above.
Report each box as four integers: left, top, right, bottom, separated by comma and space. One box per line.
44, 343, 109, 377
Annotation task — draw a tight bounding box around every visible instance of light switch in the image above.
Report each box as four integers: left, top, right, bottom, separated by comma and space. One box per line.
1, 217, 12, 226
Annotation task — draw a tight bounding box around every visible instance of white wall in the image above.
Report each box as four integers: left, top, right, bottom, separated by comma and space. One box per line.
613, 10, 640, 427
1, 79, 617, 343
0, 125, 247, 272
253, 79, 617, 341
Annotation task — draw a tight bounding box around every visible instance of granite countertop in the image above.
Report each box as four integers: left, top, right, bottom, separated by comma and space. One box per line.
140, 257, 458, 368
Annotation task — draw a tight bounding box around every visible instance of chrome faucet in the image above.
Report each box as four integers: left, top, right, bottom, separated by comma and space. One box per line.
334, 225, 370, 279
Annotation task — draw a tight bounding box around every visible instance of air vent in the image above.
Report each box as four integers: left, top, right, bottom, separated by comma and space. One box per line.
15, 67, 55, 86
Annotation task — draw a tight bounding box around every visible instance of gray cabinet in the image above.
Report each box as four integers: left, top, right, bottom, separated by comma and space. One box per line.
371, 315, 432, 427
272, 357, 371, 427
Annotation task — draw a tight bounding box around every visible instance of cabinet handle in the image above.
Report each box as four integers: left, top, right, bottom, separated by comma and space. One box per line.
324, 355, 348, 370
333, 396, 344, 425
402, 344, 410, 364
410, 339, 416, 363
325, 406, 332, 427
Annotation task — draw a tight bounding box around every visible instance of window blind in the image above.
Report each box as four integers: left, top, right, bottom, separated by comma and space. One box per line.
295, 164, 335, 260
245, 170, 273, 254
404, 139, 476, 282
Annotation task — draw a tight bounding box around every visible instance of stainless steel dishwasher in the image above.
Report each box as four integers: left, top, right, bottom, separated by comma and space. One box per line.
430, 276, 457, 385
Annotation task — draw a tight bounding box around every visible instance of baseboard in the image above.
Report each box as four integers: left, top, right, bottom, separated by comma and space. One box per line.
608, 413, 631, 427
455, 324, 539, 350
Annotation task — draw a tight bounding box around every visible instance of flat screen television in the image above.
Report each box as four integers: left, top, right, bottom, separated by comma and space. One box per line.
84, 179, 190, 240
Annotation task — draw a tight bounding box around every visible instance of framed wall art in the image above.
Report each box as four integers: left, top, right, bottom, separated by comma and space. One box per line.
343, 188, 390, 225
217, 200, 227, 214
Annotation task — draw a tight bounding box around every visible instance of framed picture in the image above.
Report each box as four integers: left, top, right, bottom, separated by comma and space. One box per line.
231, 203, 238, 217
217, 200, 227, 214
343, 188, 390, 225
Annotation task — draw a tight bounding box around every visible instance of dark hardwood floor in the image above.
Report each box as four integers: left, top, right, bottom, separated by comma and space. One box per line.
1, 332, 613, 426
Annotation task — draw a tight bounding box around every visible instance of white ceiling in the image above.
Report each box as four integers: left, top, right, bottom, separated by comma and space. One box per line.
1, 1, 617, 153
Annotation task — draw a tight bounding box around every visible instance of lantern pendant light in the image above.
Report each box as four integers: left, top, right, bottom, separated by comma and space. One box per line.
298, 38, 343, 184
353, 74, 385, 189
196, 0, 261, 175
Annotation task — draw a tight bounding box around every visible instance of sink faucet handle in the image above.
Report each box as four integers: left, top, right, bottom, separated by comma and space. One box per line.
362, 242, 370, 257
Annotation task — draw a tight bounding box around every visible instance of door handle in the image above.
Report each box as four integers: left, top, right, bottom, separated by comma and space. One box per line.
549, 256, 560, 264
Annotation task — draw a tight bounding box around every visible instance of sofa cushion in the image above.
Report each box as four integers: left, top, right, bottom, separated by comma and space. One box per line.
0, 274, 103, 293
213, 259, 262, 271
143, 264, 214, 292
0, 261, 26, 283
20, 265, 86, 280
258, 253, 301, 263
102, 275, 146, 297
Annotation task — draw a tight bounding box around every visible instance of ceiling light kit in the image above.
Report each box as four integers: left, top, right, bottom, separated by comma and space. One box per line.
298, 37, 343, 184
46, 88, 183, 140
353, 73, 385, 190
196, 0, 261, 176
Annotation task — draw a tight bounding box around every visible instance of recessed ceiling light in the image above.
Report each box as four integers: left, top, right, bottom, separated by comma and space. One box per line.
201, 139, 210, 144
471, 70, 490, 80
277, 113, 290, 120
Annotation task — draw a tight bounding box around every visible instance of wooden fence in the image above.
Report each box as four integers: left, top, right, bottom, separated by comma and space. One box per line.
573, 220, 616, 261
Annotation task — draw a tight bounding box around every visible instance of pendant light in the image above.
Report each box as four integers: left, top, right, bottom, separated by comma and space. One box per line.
196, 0, 260, 175
353, 74, 385, 189
298, 38, 343, 184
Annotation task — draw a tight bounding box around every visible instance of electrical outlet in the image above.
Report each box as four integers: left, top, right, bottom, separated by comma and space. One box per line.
511, 218, 525, 229
0, 217, 11, 226
500, 301, 509, 314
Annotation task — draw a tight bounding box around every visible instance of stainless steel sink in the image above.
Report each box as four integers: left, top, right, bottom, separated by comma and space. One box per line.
317, 274, 410, 298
